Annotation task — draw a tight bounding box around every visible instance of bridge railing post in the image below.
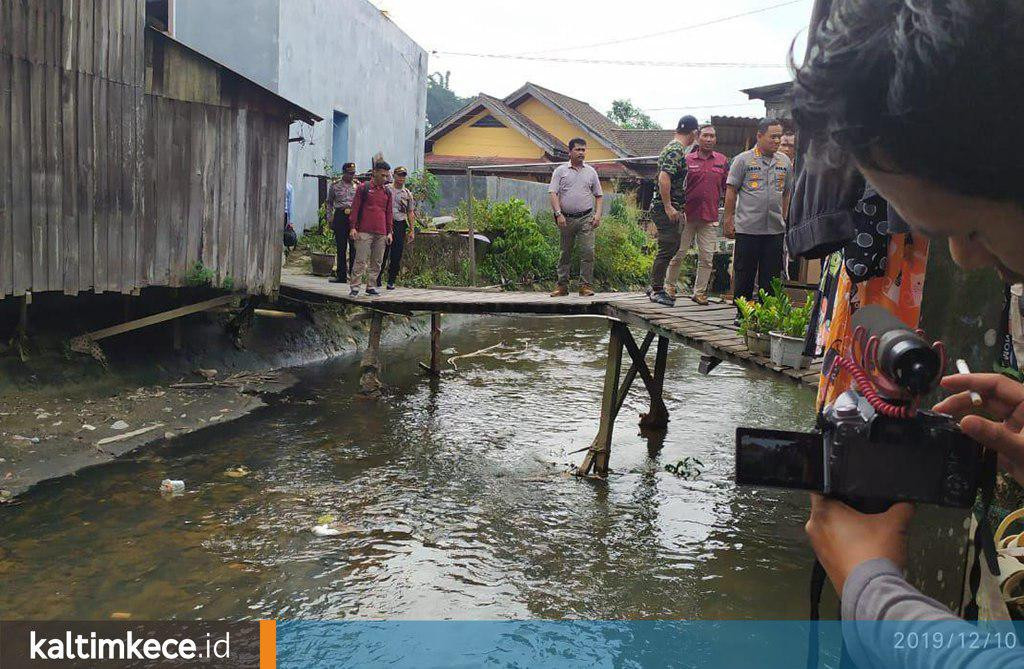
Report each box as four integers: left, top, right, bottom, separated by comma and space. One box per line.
466, 168, 476, 286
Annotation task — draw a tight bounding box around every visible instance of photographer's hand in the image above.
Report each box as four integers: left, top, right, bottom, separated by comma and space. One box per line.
805, 494, 915, 592
934, 373, 1024, 485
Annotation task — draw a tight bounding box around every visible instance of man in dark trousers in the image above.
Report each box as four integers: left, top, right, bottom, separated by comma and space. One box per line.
325, 162, 359, 283
723, 118, 793, 311
377, 166, 416, 290
648, 115, 699, 306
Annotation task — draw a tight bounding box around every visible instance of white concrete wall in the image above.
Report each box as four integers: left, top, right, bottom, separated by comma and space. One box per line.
278, 0, 428, 231
172, 0, 281, 89
170, 0, 428, 232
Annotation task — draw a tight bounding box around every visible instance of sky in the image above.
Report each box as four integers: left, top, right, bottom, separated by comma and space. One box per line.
369, 0, 812, 128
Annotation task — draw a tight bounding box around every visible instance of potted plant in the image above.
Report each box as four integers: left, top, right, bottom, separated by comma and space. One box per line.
302, 220, 337, 277
765, 280, 814, 369
736, 296, 772, 357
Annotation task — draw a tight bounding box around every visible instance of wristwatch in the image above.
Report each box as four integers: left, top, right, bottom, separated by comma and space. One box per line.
554, 210, 562, 217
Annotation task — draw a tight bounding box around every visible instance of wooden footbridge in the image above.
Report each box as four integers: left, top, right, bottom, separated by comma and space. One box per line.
280, 269, 822, 476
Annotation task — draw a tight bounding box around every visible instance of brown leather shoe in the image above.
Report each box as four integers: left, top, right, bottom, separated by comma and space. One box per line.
550, 284, 569, 297
579, 284, 595, 297
691, 293, 709, 306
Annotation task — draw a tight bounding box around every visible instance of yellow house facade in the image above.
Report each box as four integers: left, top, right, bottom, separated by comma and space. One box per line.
425, 83, 669, 189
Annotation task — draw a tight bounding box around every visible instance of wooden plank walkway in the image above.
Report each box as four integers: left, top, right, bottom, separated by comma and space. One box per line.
279, 269, 822, 388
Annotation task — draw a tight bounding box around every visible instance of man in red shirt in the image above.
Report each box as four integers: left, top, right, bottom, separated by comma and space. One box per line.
348, 161, 394, 296
665, 124, 728, 304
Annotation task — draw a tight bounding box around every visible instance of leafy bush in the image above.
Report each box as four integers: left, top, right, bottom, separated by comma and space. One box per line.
478, 199, 558, 286
736, 278, 813, 337
184, 261, 215, 287
593, 209, 654, 288
451, 197, 494, 231
301, 225, 336, 254
407, 169, 441, 209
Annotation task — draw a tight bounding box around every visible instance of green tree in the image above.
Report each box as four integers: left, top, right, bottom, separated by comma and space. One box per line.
426, 71, 469, 131
607, 99, 660, 130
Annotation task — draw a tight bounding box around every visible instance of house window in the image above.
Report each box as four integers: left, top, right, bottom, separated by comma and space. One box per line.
471, 114, 505, 128
332, 111, 349, 170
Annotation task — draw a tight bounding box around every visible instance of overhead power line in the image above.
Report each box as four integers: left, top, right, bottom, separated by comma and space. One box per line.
510, 0, 808, 56
431, 51, 787, 69
644, 101, 763, 111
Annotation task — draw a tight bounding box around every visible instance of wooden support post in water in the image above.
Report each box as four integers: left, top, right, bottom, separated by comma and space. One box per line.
359, 311, 385, 397
577, 320, 625, 477
613, 330, 655, 417
639, 335, 670, 430
430, 312, 442, 376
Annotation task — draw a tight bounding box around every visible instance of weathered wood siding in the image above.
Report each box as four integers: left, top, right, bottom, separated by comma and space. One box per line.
0, 0, 291, 299
142, 31, 289, 294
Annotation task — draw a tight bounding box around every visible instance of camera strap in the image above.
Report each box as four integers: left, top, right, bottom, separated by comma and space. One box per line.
807, 559, 858, 669
962, 450, 1000, 621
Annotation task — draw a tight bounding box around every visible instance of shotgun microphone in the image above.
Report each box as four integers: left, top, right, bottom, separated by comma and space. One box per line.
851, 305, 943, 395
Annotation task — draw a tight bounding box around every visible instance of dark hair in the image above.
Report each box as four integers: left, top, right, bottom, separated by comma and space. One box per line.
373, 161, 391, 171
791, 0, 1023, 206
568, 138, 587, 150
756, 117, 781, 135
699, 123, 715, 132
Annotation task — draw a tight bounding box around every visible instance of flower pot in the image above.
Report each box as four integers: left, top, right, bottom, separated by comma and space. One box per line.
769, 331, 810, 369
310, 252, 335, 277
745, 331, 771, 357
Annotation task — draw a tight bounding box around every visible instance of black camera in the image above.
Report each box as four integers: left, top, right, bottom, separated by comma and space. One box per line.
735, 306, 983, 510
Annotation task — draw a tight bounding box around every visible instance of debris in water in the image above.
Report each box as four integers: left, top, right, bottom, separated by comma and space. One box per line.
160, 479, 185, 495
82, 424, 96, 431
110, 420, 129, 431
96, 423, 164, 447
665, 457, 705, 479
223, 466, 251, 479
311, 525, 341, 537
317, 514, 337, 525
11, 435, 39, 444
442, 347, 457, 355
110, 612, 132, 620
195, 368, 219, 380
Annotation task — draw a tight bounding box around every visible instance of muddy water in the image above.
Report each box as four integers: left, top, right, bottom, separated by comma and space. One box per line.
0, 316, 817, 620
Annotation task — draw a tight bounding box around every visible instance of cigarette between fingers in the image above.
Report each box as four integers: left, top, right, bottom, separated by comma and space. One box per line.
955, 359, 984, 406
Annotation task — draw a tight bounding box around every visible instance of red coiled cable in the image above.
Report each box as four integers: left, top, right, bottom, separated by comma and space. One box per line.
833, 355, 915, 419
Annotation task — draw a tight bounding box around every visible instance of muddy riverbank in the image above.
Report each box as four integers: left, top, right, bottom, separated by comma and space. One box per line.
0, 297, 455, 501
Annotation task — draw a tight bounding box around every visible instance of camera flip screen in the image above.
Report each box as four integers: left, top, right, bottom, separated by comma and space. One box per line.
736, 428, 824, 492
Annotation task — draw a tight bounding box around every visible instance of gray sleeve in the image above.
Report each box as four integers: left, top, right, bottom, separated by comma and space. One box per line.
547, 166, 561, 193
726, 155, 745, 188
842, 558, 1023, 669
591, 169, 603, 197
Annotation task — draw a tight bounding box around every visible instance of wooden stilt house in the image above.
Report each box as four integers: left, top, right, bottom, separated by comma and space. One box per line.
0, 0, 320, 301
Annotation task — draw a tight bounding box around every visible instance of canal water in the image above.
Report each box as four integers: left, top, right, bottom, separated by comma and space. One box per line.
0, 316, 817, 620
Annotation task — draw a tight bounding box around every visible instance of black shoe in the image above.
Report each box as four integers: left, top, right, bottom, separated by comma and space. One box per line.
349, 288, 359, 297
386, 283, 395, 290
650, 291, 675, 307
366, 288, 380, 296
329, 277, 345, 283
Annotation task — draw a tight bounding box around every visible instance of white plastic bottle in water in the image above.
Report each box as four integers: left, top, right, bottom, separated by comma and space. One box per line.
160, 479, 185, 494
